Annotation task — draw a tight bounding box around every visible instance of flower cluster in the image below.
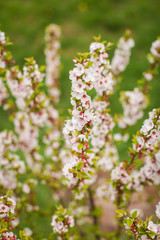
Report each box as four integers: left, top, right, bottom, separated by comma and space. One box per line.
119, 38, 160, 129
118, 201, 160, 239
0, 29, 64, 234
90, 42, 114, 147
3, 54, 61, 168
0, 195, 16, 218
63, 54, 95, 188
45, 24, 61, 103
0, 31, 14, 109
133, 108, 160, 152
51, 206, 74, 239
0, 194, 17, 240
0, 31, 7, 69
4, 59, 46, 172
90, 41, 114, 95
104, 108, 160, 207
89, 40, 119, 174
63, 40, 116, 190
0, 77, 8, 105
118, 88, 147, 128
0, 130, 26, 190
111, 31, 135, 75
96, 141, 118, 171
143, 39, 160, 82
0, 194, 33, 240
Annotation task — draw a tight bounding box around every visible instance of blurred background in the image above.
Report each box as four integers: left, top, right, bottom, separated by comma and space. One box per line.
0, 0, 160, 238
0, 0, 160, 118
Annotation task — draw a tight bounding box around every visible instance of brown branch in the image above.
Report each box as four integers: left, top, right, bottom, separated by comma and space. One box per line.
88, 187, 101, 240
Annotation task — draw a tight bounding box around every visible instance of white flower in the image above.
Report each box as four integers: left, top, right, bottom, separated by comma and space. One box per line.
57, 221, 64, 230
111, 164, 128, 184
156, 201, 160, 219
141, 235, 148, 240
0, 203, 10, 218
0, 31, 6, 44
100, 51, 108, 64
155, 151, 160, 167
140, 119, 154, 136
83, 68, 95, 82
22, 183, 30, 194
69, 70, 77, 82
64, 119, 75, 132
143, 119, 154, 131
112, 37, 134, 75
90, 42, 105, 53
143, 72, 153, 81
151, 39, 160, 58
1, 232, 17, 239
68, 215, 75, 227
136, 136, 145, 151
72, 79, 85, 93
114, 133, 122, 141
62, 225, 68, 232
24, 228, 32, 236
147, 221, 158, 233
51, 215, 58, 227
73, 63, 85, 76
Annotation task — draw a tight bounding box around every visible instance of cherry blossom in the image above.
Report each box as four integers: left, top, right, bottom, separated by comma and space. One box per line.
151, 39, 160, 58
45, 24, 61, 103
112, 33, 134, 75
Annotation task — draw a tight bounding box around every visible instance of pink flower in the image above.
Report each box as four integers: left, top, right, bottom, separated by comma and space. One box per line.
57, 221, 64, 230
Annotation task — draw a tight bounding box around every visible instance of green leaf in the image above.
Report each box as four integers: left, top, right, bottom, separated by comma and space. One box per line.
7, 189, 13, 197
131, 210, 137, 219
77, 161, 83, 170
80, 171, 90, 179
19, 230, 24, 240
115, 209, 125, 217
80, 171, 88, 177
127, 218, 133, 227
76, 172, 82, 180
147, 231, 156, 237
0, 228, 8, 233
68, 168, 75, 173
86, 149, 94, 153
39, 65, 45, 72
139, 227, 146, 234
85, 61, 93, 68
78, 143, 83, 150
126, 229, 133, 236
88, 170, 95, 176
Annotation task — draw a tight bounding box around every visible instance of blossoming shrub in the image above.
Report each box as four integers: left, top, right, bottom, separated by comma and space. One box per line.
0, 27, 160, 239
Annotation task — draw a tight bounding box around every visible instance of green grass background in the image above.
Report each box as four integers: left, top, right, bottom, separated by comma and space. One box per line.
0, 0, 160, 238
0, 0, 160, 116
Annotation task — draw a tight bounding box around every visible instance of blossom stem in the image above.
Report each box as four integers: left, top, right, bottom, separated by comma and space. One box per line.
88, 187, 100, 240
